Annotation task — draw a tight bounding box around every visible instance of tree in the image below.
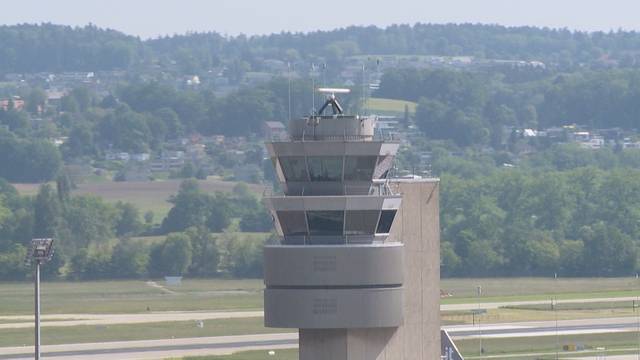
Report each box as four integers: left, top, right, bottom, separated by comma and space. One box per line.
110, 240, 149, 278
33, 184, 60, 239
115, 202, 143, 236
239, 206, 273, 232
581, 222, 637, 276
0, 244, 28, 280
162, 180, 209, 233
226, 236, 263, 278
63, 124, 96, 158
440, 241, 461, 277
62, 196, 116, 249
25, 88, 46, 114
185, 226, 220, 276
158, 233, 193, 276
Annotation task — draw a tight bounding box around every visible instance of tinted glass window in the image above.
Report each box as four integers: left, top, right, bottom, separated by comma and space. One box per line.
307, 211, 344, 235
376, 210, 397, 233
344, 156, 377, 181
279, 156, 308, 181
277, 211, 307, 235
345, 210, 379, 235
373, 155, 394, 179
307, 156, 343, 181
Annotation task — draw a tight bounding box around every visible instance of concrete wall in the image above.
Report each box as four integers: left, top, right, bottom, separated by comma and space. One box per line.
264, 244, 404, 287
265, 287, 403, 328
297, 179, 441, 359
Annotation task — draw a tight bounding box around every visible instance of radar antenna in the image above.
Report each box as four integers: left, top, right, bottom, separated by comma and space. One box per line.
317, 88, 350, 115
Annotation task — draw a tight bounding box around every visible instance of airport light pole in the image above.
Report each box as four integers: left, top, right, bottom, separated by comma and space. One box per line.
25, 238, 54, 360
636, 273, 639, 360
477, 285, 482, 359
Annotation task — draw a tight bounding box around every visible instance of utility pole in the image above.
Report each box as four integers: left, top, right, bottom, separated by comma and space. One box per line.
25, 239, 54, 360
477, 285, 483, 359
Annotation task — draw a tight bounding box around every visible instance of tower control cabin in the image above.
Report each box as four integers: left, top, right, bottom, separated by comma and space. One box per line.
263, 89, 441, 359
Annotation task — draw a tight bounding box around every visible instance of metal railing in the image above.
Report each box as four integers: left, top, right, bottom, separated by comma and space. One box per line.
263, 181, 398, 197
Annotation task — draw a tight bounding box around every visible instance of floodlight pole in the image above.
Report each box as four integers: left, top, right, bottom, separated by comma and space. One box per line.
34, 259, 41, 360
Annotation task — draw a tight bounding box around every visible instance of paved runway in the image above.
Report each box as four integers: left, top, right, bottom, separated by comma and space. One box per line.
0, 333, 298, 360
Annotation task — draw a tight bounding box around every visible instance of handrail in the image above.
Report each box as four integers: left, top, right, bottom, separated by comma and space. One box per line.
263, 182, 399, 197
267, 133, 399, 142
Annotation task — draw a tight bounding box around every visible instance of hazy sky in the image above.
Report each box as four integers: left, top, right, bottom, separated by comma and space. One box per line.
2, 0, 640, 38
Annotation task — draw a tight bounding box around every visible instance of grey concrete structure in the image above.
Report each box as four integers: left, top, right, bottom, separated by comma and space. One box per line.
263, 91, 440, 359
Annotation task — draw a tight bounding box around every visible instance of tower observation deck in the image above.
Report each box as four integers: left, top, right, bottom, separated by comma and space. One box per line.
263, 89, 441, 359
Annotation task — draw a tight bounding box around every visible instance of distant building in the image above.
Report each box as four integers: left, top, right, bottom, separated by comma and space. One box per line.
579, 136, 605, 149
151, 151, 185, 172
0, 97, 25, 111
131, 153, 150, 162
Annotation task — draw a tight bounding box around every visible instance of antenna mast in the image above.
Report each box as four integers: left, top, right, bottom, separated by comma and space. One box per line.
288, 62, 292, 122
311, 63, 316, 115
361, 63, 367, 116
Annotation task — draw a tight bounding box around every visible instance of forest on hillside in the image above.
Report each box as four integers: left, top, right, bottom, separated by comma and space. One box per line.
2, 23, 640, 74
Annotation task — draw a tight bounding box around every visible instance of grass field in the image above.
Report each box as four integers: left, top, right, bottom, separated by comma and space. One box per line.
1, 278, 640, 358
441, 277, 640, 304
0, 318, 291, 347
3, 277, 640, 316
457, 331, 640, 359
365, 97, 416, 116
0, 279, 264, 315
12, 178, 266, 221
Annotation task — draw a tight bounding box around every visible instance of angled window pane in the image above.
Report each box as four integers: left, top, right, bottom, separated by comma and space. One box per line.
307, 210, 344, 235
376, 210, 397, 233
307, 156, 343, 181
345, 210, 379, 235
373, 155, 394, 179
344, 156, 377, 181
277, 211, 307, 235
279, 156, 308, 181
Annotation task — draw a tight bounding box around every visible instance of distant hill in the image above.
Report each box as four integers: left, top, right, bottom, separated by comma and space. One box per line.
0, 23, 144, 73
2, 23, 640, 74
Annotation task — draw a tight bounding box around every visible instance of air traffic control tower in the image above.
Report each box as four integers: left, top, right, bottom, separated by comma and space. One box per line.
264, 89, 441, 359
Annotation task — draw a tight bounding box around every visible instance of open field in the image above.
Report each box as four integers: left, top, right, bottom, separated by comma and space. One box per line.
2, 277, 640, 357
0, 279, 263, 315
441, 277, 640, 304
365, 97, 416, 115
443, 304, 640, 325
3, 277, 640, 316
457, 332, 640, 359
0, 318, 291, 347
12, 178, 265, 221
